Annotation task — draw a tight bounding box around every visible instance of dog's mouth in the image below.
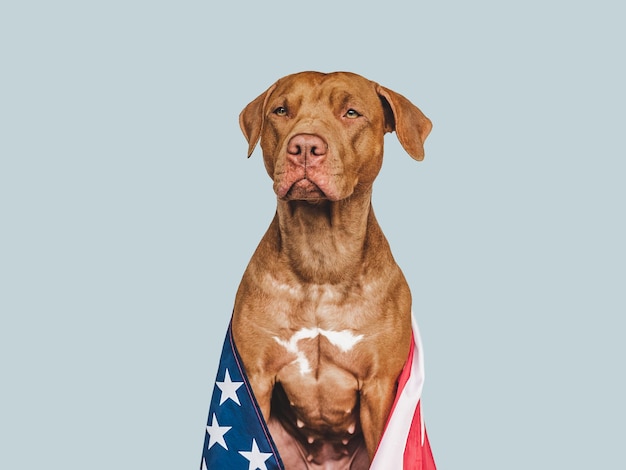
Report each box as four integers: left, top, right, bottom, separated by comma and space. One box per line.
283, 178, 327, 200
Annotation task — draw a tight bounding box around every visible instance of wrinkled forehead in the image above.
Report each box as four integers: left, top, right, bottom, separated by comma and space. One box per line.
270, 72, 380, 107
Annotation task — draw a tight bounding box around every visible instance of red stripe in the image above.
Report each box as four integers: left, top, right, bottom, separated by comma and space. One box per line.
378, 333, 437, 469
403, 402, 436, 469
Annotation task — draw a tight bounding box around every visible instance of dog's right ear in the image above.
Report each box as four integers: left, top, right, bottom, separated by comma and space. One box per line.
239, 83, 277, 158
376, 85, 432, 161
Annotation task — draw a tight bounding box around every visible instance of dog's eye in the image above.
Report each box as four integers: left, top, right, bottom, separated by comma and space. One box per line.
273, 106, 288, 116
344, 109, 361, 119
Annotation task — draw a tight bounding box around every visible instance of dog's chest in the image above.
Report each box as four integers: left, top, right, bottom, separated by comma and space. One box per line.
272, 326, 364, 376
271, 325, 366, 434
264, 279, 385, 378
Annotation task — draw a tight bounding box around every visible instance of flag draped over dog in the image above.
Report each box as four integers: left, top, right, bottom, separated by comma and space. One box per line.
200, 317, 436, 469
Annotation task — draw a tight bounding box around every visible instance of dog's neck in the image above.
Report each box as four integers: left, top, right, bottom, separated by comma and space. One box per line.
271, 188, 390, 285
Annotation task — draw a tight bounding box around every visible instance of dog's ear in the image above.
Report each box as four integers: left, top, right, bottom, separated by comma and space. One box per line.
376, 85, 432, 161
239, 83, 277, 158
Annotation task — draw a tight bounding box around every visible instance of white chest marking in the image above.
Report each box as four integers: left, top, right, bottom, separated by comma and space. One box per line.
319, 328, 364, 352
273, 327, 364, 375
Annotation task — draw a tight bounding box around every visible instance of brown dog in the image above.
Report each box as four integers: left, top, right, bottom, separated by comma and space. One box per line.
232, 71, 432, 469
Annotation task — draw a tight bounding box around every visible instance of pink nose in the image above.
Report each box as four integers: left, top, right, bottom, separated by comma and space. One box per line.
286, 134, 327, 165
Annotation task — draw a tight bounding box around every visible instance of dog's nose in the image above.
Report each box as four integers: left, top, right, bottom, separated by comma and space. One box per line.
287, 134, 327, 166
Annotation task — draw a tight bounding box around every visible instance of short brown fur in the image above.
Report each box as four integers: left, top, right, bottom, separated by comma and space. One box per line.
233, 71, 431, 469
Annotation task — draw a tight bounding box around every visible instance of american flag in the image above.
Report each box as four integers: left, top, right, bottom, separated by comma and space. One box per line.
200, 316, 436, 469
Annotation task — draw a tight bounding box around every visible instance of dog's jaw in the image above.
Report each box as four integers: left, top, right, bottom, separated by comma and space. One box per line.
281, 178, 327, 201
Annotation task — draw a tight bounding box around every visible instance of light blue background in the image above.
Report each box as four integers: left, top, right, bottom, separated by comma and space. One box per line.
1, 1, 624, 468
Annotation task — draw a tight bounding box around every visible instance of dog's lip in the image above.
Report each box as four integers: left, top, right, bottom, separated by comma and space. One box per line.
282, 179, 327, 200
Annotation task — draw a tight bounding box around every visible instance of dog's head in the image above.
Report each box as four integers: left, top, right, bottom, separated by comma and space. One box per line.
240, 71, 432, 202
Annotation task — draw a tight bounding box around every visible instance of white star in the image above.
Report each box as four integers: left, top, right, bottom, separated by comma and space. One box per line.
206, 413, 231, 450
216, 369, 243, 405
201, 458, 208, 470
238, 439, 272, 470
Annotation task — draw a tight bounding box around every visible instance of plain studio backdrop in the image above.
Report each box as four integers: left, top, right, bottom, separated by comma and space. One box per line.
1, 1, 624, 468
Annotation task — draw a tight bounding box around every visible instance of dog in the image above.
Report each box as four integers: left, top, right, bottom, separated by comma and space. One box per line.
232, 71, 432, 469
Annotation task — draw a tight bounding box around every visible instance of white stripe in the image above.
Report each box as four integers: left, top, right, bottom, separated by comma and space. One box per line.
369, 314, 425, 469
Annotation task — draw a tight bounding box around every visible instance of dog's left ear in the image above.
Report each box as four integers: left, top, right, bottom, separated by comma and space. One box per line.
239, 83, 277, 158
376, 85, 432, 161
